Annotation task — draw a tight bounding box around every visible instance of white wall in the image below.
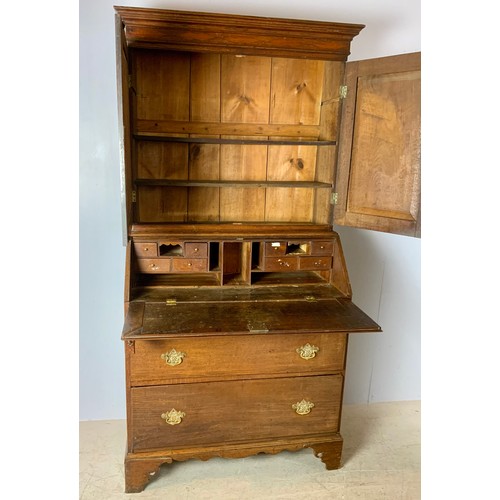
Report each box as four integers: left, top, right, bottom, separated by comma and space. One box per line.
79, 0, 421, 420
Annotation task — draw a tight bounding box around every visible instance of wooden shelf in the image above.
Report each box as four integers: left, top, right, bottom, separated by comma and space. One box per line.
135, 120, 323, 139
135, 179, 332, 189
134, 134, 336, 147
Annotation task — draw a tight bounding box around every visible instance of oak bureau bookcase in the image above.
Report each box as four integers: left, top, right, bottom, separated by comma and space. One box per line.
114, 6, 420, 493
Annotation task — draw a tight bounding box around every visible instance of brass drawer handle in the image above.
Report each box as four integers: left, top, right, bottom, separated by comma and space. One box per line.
292, 400, 315, 415
161, 349, 186, 366
161, 409, 186, 426
296, 343, 319, 360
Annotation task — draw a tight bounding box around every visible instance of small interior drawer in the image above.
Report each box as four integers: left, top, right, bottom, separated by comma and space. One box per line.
310, 241, 334, 255
184, 242, 208, 258
264, 242, 287, 255
134, 242, 158, 258
171, 258, 208, 272
299, 256, 332, 271
261, 257, 298, 272
136, 258, 171, 273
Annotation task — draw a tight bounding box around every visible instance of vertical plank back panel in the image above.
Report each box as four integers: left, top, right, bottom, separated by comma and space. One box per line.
267, 144, 317, 182
270, 58, 324, 125
266, 142, 316, 223
137, 142, 189, 179
134, 50, 191, 221
134, 50, 190, 121
189, 53, 221, 221
265, 187, 314, 222
137, 186, 188, 222
221, 55, 272, 124
220, 55, 271, 221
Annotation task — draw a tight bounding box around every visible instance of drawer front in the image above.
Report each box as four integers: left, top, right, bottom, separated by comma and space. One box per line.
261, 257, 298, 271
130, 374, 343, 451
184, 242, 208, 258
264, 241, 287, 255
136, 258, 171, 273
310, 241, 334, 255
299, 256, 332, 271
129, 333, 346, 386
171, 258, 208, 272
134, 242, 158, 258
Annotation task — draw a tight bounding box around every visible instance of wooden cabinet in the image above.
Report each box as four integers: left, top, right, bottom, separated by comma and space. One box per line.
115, 6, 419, 493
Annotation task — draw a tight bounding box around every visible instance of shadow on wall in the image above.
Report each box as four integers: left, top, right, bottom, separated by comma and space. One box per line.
335, 225, 421, 404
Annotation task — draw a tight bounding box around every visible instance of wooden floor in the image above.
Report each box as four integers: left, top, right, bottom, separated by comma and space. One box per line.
80, 400, 420, 499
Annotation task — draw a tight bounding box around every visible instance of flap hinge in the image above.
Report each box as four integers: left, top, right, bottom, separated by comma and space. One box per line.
131, 190, 137, 203
166, 299, 177, 306
331, 192, 338, 205
339, 85, 348, 99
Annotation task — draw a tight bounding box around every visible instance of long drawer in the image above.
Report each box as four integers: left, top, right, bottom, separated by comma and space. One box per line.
130, 374, 343, 451
128, 333, 347, 386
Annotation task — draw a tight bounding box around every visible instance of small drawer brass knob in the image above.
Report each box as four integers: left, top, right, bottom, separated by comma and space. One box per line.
161, 349, 186, 366
161, 409, 186, 426
296, 343, 319, 360
292, 400, 315, 415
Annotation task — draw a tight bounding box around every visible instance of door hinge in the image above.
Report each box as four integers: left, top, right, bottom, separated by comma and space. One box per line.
131, 190, 137, 203
331, 192, 339, 204
127, 75, 136, 94
339, 85, 348, 99
166, 299, 177, 306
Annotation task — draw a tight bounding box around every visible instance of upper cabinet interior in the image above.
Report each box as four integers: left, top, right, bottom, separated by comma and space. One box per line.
131, 52, 343, 225
115, 7, 364, 230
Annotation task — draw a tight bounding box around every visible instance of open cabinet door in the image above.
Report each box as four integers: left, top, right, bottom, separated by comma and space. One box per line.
335, 52, 421, 237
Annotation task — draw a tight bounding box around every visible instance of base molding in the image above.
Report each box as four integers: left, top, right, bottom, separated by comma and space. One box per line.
125, 434, 343, 492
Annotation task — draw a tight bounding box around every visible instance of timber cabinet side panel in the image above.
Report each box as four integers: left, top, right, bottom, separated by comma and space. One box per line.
335, 52, 421, 237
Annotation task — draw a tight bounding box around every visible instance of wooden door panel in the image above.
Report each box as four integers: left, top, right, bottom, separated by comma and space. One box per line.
336, 52, 421, 237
